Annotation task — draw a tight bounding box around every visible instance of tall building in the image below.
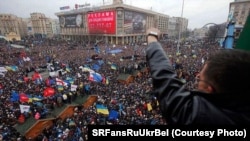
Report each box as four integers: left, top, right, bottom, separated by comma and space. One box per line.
30, 12, 55, 38
55, 0, 177, 45
51, 19, 60, 36
193, 27, 209, 39
0, 14, 28, 41
168, 17, 188, 39
24, 18, 34, 36
229, 0, 250, 38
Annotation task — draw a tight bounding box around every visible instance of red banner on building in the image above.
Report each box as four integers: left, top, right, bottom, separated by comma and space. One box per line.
87, 10, 116, 34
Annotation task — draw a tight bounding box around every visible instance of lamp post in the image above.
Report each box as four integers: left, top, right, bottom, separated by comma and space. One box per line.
177, 0, 184, 53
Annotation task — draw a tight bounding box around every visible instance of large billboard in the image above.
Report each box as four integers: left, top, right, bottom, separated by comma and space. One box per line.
59, 14, 84, 28
124, 11, 146, 34
87, 10, 116, 34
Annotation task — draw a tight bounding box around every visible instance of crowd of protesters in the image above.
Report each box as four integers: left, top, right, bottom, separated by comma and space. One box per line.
0, 37, 220, 140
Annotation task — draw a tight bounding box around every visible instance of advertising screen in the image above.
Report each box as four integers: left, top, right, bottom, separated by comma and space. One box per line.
87, 10, 116, 34
124, 11, 146, 34
59, 14, 84, 28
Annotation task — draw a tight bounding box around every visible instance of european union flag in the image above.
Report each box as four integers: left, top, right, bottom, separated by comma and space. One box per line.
108, 110, 119, 120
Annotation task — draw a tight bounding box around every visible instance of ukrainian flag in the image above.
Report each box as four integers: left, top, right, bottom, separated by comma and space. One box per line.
5, 65, 18, 71
111, 64, 117, 70
79, 82, 83, 88
66, 77, 74, 84
58, 85, 64, 91
106, 78, 109, 85
66, 67, 70, 72
18, 78, 24, 83
96, 104, 109, 115
32, 97, 43, 101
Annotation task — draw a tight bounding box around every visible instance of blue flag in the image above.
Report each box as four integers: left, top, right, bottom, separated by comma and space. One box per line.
108, 110, 119, 120
10, 91, 19, 102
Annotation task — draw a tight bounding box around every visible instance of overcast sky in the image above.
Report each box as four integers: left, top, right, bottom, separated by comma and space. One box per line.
1, 0, 234, 29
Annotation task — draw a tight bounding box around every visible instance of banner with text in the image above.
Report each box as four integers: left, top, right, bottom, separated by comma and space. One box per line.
87, 10, 116, 34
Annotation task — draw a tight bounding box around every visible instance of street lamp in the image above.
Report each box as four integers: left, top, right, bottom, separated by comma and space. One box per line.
177, 0, 184, 53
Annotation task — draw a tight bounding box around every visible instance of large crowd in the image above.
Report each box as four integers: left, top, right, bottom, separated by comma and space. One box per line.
0, 37, 220, 140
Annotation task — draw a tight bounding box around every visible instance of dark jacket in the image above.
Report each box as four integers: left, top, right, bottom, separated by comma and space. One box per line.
146, 41, 250, 125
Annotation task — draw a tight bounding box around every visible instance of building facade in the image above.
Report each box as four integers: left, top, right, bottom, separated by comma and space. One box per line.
55, 0, 172, 45
30, 12, 57, 38
229, 0, 250, 39
193, 27, 209, 39
167, 17, 188, 39
51, 19, 60, 36
0, 14, 28, 41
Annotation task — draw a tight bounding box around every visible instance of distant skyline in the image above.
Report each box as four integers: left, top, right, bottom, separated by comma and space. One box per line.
0, 0, 234, 29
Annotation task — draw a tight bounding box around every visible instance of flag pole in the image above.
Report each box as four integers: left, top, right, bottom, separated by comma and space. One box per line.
177, 0, 184, 53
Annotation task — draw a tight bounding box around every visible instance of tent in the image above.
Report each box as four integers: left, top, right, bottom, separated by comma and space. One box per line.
0, 35, 9, 41
132, 70, 142, 77
107, 49, 123, 54
89, 72, 103, 82
117, 74, 134, 85
0, 67, 7, 73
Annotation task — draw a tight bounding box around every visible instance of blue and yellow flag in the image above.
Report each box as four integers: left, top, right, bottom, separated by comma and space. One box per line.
111, 64, 117, 70
57, 85, 64, 91
96, 104, 109, 115
6, 65, 18, 71
106, 77, 109, 85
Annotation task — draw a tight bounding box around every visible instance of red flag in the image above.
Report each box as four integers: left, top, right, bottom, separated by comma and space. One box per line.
32, 71, 42, 81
